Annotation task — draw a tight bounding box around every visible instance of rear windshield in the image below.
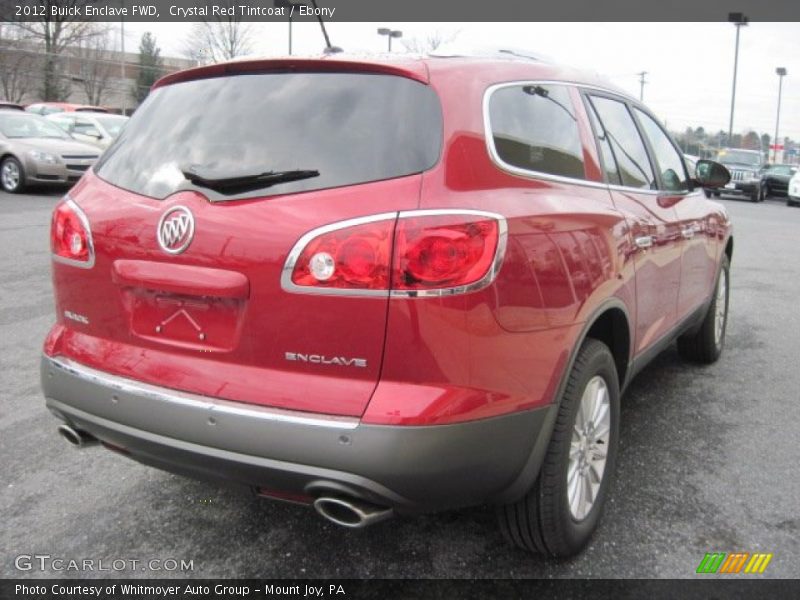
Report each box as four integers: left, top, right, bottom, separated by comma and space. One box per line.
95, 71, 443, 200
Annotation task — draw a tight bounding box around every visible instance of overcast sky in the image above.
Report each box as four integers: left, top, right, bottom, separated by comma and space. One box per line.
123, 21, 800, 141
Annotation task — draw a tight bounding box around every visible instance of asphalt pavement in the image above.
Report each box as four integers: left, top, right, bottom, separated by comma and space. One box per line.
1, 189, 799, 579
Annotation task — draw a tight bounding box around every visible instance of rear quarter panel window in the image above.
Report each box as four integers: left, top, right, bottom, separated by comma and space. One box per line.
488, 83, 585, 180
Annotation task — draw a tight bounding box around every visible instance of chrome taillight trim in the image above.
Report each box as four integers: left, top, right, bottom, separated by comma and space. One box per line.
390, 208, 508, 298
280, 208, 508, 298
51, 195, 96, 269
280, 211, 398, 298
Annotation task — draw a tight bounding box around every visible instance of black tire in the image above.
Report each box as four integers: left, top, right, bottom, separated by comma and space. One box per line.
788, 199, 798, 207
677, 255, 730, 364
0, 156, 26, 193
712, 191, 721, 197
750, 190, 759, 203
497, 338, 620, 557
760, 185, 768, 202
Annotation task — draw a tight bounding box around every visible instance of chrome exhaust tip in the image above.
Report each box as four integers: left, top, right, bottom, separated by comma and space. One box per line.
57, 424, 98, 448
313, 496, 393, 528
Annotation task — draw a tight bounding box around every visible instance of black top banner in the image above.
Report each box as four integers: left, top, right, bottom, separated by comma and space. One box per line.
2, 0, 800, 22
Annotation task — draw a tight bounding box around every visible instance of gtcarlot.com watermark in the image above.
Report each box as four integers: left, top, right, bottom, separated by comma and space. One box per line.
14, 553, 194, 572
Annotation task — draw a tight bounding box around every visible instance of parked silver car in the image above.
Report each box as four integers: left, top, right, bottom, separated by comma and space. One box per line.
0, 110, 100, 193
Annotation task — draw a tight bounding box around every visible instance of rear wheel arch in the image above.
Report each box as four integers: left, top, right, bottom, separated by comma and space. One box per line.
584, 306, 631, 391
491, 298, 632, 505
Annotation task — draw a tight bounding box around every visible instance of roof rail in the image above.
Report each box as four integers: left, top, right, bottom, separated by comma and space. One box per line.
428, 44, 553, 63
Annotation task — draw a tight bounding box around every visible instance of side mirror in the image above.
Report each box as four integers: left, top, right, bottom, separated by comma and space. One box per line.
694, 159, 730, 188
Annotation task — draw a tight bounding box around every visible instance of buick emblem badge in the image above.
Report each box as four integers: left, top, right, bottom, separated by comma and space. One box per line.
157, 206, 195, 254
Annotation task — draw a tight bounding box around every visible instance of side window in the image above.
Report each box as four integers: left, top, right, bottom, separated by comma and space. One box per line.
588, 96, 656, 189
634, 108, 689, 192
585, 98, 621, 185
488, 84, 585, 180
72, 120, 95, 134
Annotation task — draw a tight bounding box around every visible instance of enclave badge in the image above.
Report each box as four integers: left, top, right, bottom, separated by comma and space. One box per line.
157, 206, 195, 254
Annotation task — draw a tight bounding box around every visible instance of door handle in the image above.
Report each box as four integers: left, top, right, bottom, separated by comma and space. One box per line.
635, 235, 653, 249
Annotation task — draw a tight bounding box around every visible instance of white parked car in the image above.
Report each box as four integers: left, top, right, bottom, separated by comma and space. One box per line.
788, 169, 800, 207
47, 113, 129, 150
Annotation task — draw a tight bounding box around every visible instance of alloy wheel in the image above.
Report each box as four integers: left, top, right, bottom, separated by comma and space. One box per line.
1, 160, 20, 191
568, 375, 611, 521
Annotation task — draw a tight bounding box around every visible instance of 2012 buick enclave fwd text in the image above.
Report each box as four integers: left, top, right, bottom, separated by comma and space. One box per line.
41, 53, 733, 557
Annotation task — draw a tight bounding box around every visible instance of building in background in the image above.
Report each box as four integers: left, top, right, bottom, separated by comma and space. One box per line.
0, 40, 195, 114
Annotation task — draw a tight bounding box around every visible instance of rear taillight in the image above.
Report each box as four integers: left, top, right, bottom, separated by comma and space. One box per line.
51, 197, 94, 268
283, 210, 506, 296
288, 213, 394, 293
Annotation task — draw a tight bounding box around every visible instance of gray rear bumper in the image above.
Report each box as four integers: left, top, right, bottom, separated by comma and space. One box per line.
41, 355, 551, 512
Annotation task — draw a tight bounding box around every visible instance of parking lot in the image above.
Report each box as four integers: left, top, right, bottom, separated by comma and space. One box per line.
1, 189, 798, 578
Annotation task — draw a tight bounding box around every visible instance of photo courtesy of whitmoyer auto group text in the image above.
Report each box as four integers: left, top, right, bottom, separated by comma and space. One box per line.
0, 0, 798, 597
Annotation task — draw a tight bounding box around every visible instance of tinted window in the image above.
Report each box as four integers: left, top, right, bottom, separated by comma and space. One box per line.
635, 108, 689, 192
585, 98, 621, 185
489, 84, 585, 179
96, 72, 443, 200
589, 96, 655, 189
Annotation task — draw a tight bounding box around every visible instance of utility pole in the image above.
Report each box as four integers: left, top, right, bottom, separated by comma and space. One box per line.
637, 71, 648, 101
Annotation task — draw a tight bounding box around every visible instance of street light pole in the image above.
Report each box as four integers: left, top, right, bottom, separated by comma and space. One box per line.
275, 0, 306, 55
774, 67, 787, 163
377, 28, 402, 52
727, 13, 748, 144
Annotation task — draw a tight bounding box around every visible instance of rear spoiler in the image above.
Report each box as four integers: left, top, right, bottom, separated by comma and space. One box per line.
152, 57, 430, 90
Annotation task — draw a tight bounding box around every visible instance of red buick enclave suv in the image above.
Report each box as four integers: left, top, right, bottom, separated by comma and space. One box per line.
42, 53, 733, 556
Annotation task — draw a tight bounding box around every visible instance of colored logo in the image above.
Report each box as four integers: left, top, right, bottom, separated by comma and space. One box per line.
157, 206, 195, 255
696, 552, 773, 574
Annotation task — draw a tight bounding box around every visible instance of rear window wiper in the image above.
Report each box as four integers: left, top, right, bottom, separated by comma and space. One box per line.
181, 167, 320, 195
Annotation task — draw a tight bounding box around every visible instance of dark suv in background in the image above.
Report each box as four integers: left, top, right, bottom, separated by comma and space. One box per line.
710, 148, 765, 202
761, 163, 797, 198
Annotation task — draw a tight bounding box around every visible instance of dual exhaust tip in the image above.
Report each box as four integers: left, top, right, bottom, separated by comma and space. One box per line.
57, 424, 98, 448
313, 496, 393, 528
57, 424, 393, 528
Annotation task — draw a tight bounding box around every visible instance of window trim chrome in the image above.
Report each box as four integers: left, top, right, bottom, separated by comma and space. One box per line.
483, 81, 596, 188
46, 355, 359, 430
482, 80, 668, 196
51, 195, 96, 269
280, 209, 508, 298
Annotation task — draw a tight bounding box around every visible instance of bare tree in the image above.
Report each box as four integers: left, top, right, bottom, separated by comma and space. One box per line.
12, 0, 100, 100
182, 2, 255, 65
0, 23, 36, 102
401, 30, 459, 54
71, 26, 114, 106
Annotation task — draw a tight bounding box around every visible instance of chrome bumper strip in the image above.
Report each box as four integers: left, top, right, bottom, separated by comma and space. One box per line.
45, 355, 360, 430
